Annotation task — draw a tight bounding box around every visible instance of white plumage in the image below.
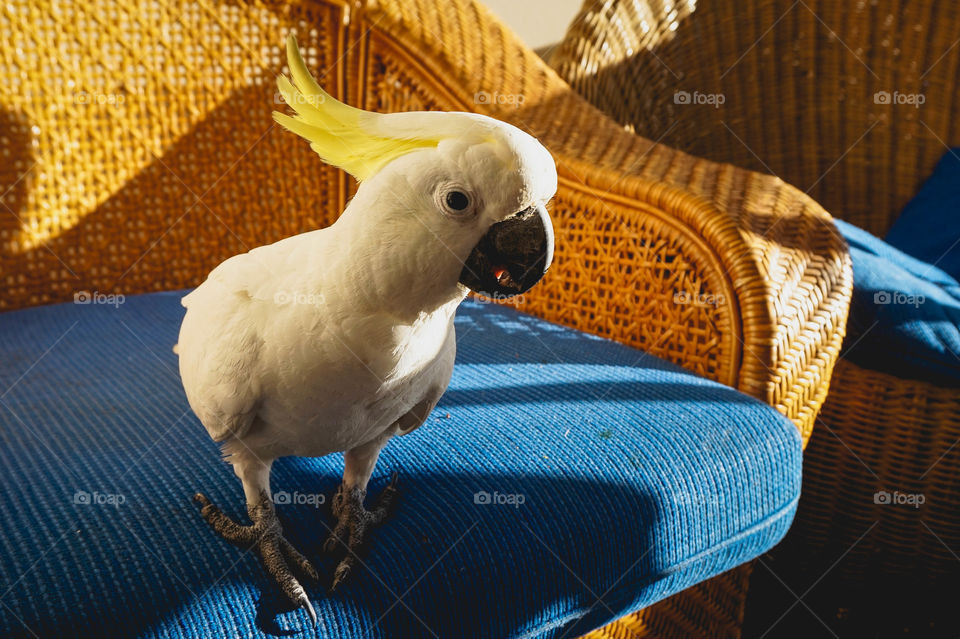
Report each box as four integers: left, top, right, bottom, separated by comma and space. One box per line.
177, 35, 557, 619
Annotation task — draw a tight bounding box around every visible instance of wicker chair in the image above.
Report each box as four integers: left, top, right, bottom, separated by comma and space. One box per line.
550, 0, 960, 633
0, 0, 851, 636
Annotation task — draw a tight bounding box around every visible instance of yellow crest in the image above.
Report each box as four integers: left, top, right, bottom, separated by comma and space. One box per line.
273, 36, 441, 181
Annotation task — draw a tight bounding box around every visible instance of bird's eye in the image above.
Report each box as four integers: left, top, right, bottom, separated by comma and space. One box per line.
436, 185, 477, 218
445, 190, 470, 211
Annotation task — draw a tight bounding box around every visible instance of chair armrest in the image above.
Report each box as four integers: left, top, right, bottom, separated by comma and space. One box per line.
362, 0, 853, 440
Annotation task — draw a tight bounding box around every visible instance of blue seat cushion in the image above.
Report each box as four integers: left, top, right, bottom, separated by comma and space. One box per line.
0, 291, 801, 638
835, 218, 960, 385
885, 148, 960, 281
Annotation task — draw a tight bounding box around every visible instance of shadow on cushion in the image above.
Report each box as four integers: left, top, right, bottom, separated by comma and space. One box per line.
0, 292, 801, 638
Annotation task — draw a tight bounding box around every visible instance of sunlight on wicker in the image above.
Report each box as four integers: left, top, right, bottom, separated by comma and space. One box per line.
0, 1, 309, 251
1, 0, 853, 637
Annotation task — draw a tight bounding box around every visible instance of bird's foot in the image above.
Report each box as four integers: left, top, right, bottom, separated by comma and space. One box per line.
193, 491, 318, 626
322, 471, 400, 591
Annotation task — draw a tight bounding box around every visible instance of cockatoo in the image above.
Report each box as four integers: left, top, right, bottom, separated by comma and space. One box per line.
177, 35, 556, 623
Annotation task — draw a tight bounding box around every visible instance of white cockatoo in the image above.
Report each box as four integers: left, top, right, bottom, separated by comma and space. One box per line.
177, 35, 556, 623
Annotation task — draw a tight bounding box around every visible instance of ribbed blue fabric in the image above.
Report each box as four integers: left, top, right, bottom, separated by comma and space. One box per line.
0, 292, 801, 638
836, 218, 960, 385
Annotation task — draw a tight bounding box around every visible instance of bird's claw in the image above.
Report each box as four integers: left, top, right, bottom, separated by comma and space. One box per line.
330, 561, 351, 593
322, 533, 340, 555
323, 472, 400, 591
193, 491, 318, 625
297, 593, 318, 627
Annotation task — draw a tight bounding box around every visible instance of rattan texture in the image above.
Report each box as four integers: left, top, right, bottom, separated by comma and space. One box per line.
551, 0, 960, 634
0, 0, 852, 637
797, 360, 960, 580
551, 0, 960, 237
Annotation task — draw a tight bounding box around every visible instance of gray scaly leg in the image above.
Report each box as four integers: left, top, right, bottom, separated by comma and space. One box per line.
194, 491, 319, 625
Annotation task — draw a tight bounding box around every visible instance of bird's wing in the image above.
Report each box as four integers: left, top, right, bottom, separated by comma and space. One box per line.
182, 246, 279, 308
178, 264, 269, 443
397, 330, 457, 435
200, 327, 262, 442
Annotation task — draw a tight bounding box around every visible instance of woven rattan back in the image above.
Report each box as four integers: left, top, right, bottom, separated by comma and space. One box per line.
551, 0, 960, 235
0, 0, 359, 309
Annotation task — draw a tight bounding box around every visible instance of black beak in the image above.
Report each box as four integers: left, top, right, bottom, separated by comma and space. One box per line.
458, 203, 554, 298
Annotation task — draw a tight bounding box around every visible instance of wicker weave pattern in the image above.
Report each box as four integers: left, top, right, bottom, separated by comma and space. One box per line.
551, 0, 960, 237
550, 0, 960, 633
793, 359, 960, 580
0, 0, 852, 637
0, 0, 347, 307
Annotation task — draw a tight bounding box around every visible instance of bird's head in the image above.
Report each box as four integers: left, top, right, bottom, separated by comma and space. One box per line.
274, 36, 556, 300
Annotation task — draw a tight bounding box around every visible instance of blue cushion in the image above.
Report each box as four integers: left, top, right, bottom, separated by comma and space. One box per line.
835, 218, 960, 385
886, 148, 960, 280
0, 291, 801, 638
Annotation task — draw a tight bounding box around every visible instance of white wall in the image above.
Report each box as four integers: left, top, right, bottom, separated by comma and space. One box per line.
480, 0, 583, 55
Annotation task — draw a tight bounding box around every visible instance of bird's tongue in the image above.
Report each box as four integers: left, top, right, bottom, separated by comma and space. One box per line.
492, 264, 521, 290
